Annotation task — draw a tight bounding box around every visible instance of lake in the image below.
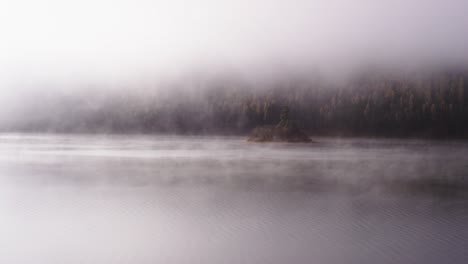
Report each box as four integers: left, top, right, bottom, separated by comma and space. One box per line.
0, 134, 467, 264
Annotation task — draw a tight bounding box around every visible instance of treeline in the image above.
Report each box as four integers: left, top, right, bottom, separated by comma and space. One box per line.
5, 70, 468, 138
213, 72, 468, 138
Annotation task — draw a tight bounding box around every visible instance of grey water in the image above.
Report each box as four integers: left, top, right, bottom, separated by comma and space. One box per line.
0, 134, 467, 264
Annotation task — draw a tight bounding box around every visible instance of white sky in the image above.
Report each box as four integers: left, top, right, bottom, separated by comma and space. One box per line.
0, 0, 468, 86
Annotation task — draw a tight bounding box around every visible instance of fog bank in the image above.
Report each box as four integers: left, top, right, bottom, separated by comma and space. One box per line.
1, 0, 468, 135
1, 0, 468, 85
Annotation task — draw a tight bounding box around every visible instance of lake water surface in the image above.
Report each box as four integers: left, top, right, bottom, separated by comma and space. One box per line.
0, 134, 467, 264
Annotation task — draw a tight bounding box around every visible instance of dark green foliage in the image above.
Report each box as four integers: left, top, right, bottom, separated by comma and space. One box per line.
117, 71, 461, 139
203, 72, 468, 138
9, 70, 468, 138
277, 107, 290, 129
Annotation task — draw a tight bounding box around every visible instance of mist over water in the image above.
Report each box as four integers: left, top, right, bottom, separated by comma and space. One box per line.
1, 135, 468, 264
1, 0, 468, 263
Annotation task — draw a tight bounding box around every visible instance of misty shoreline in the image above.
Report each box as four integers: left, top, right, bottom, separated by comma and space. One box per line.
2, 69, 467, 139
2, 131, 468, 141
1, 131, 467, 144
1, 133, 467, 199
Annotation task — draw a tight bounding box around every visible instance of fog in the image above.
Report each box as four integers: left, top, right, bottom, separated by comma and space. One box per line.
1, 135, 468, 263
2, 3, 468, 261
2, 0, 468, 85
1, 0, 468, 133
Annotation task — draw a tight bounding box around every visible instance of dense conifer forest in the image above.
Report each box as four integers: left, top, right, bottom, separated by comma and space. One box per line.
6, 70, 468, 138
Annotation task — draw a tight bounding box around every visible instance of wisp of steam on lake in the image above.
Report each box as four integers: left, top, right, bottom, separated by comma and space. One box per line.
1, 0, 468, 263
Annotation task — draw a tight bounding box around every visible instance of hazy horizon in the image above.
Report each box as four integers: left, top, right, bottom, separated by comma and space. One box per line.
1, 2, 468, 262
1, 0, 468, 135
1, 0, 468, 85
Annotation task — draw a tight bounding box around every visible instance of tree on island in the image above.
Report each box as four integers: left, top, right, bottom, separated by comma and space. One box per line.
248, 106, 312, 142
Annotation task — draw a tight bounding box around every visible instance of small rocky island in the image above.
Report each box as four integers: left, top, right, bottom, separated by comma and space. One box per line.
248, 107, 312, 143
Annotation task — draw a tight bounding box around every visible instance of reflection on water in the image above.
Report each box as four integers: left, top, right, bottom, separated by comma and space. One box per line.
0, 134, 467, 264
